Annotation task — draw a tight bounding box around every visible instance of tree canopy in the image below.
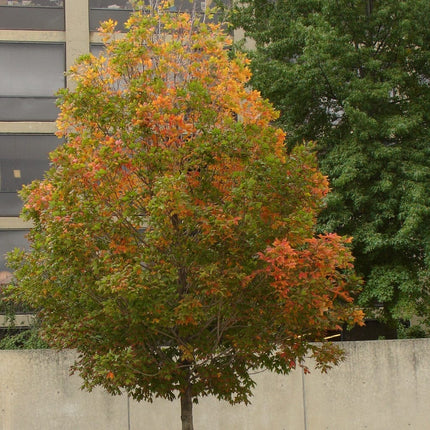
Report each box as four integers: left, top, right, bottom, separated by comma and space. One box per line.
7, 7, 362, 429
231, 0, 430, 327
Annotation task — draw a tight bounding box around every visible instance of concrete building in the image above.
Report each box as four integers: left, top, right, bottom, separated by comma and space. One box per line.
0, 0, 138, 280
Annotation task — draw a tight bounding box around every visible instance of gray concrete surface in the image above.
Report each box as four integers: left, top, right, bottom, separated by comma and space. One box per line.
0, 339, 429, 429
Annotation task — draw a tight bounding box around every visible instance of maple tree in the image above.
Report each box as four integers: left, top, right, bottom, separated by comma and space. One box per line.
6, 7, 363, 430
230, 0, 430, 330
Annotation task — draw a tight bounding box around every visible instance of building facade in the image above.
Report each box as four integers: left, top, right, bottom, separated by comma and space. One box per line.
0, 0, 138, 278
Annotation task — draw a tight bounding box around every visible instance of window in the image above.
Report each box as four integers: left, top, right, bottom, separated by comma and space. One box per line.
90, 44, 105, 57
0, 134, 59, 192
89, 1, 133, 31
0, 134, 59, 216
0, 97, 59, 122
1, 1, 63, 6
0, 43, 65, 97
89, 0, 132, 10
0, 2, 64, 30
0, 230, 28, 273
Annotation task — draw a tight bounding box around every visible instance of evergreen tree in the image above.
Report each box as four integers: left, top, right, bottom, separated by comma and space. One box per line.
231, 0, 430, 327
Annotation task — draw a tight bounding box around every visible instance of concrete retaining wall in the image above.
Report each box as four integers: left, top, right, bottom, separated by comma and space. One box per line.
1, 339, 429, 429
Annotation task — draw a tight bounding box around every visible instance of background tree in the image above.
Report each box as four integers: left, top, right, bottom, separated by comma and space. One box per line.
230, 0, 430, 328
6, 8, 362, 430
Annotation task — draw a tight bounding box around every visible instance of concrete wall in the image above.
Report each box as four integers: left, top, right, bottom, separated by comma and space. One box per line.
0, 339, 429, 430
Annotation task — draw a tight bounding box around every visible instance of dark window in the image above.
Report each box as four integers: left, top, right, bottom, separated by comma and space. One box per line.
0, 193, 24, 217
0, 1, 63, 6
0, 97, 59, 122
89, 8, 133, 31
0, 3, 64, 31
90, 44, 105, 57
89, 0, 132, 9
0, 230, 28, 273
0, 134, 59, 193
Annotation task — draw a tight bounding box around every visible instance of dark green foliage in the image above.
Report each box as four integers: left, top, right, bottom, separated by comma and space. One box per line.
231, 0, 430, 325
397, 324, 427, 339
0, 297, 47, 350
0, 326, 48, 350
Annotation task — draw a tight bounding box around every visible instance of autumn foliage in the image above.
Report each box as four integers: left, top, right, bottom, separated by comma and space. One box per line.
7, 7, 363, 429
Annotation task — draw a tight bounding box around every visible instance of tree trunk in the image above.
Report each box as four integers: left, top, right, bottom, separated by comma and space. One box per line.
180, 384, 194, 430
366, 0, 374, 16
